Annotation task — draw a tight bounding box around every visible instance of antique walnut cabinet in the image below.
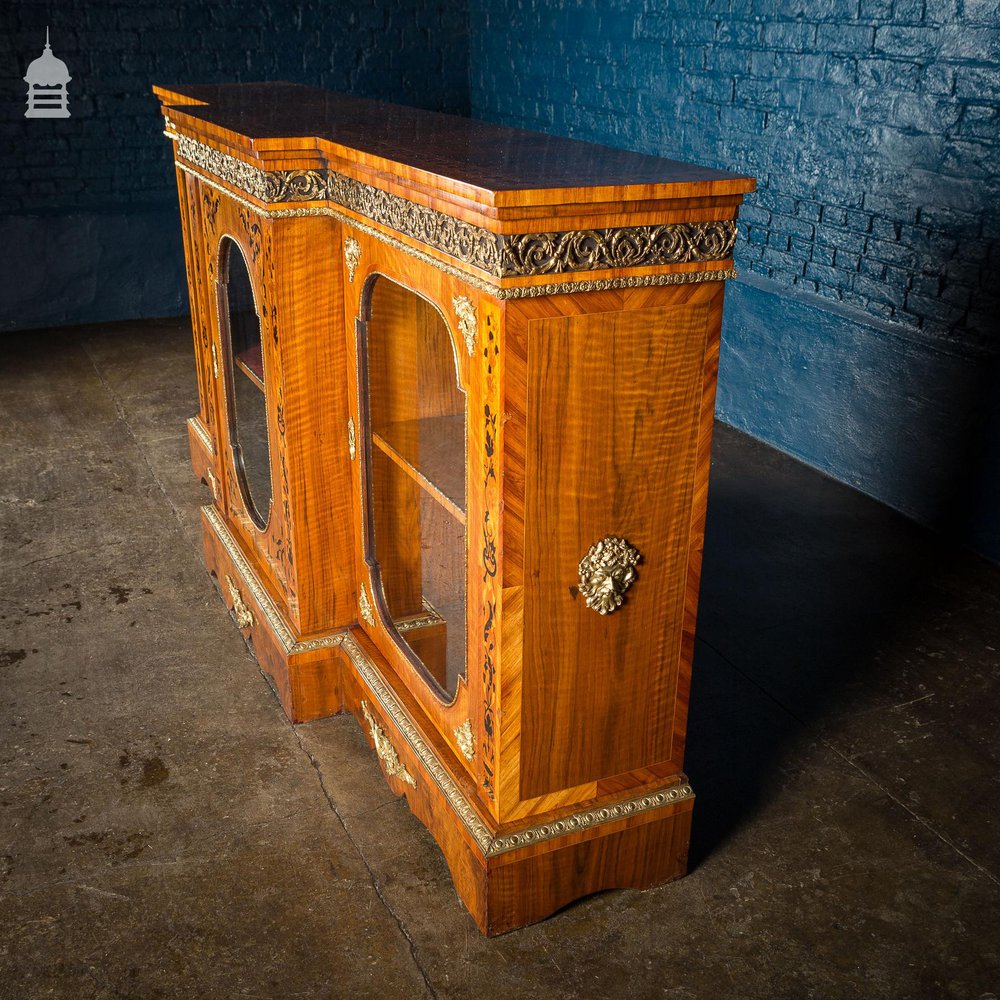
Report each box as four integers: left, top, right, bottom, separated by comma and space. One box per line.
155, 82, 754, 935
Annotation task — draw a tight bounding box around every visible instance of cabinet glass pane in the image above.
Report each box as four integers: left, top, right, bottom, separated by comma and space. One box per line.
220, 236, 272, 528
364, 276, 467, 699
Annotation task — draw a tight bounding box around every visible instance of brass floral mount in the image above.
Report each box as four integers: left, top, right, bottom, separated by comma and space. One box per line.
225, 574, 255, 629
578, 537, 641, 615
343, 235, 361, 282
453, 295, 477, 355
347, 416, 356, 461
358, 581, 375, 628
454, 719, 475, 762
361, 700, 416, 787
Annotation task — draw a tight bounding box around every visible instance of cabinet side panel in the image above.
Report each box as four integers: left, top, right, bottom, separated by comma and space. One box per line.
520, 298, 713, 798
174, 169, 215, 439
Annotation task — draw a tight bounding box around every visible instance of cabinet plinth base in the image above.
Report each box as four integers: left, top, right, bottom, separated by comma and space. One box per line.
337, 633, 695, 936
201, 504, 346, 723
480, 805, 692, 935
186, 416, 214, 488
200, 504, 695, 933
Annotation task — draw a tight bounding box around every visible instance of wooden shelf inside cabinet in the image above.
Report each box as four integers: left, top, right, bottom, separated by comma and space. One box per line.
157, 79, 755, 936
371, 414, 465, 525
234, 345, 265, 391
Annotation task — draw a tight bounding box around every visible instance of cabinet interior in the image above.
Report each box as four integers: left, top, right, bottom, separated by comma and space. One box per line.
364, 275, 468, 699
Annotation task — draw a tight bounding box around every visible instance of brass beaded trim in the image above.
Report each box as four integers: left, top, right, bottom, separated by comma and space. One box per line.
187, 416, 214, 456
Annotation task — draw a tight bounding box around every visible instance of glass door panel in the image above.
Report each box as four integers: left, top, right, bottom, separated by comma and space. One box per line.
363, 276, 467, 700
219, 236, 272, 528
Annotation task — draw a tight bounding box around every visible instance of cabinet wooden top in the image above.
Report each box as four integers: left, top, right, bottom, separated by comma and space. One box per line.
154, 82, 754, 208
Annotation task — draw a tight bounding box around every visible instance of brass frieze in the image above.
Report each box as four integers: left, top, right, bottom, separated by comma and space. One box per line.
172, 134, 738, 280
176, 162, 737, 298
501, 223, 737, 275
327, 171, 502, 275
578, 537, 641, 615
176, 135, 326, 203
361, 700, 417, 787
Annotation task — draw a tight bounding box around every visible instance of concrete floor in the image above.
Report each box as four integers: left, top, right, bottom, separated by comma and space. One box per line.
1, 316, 999, 999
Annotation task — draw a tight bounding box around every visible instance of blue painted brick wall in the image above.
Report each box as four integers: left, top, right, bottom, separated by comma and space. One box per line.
469, 0, 1000, 352
2, 0, 469, 216
1, 0, 469, 329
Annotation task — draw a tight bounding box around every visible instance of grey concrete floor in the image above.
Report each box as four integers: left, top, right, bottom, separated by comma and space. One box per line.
1, 316, 999, 999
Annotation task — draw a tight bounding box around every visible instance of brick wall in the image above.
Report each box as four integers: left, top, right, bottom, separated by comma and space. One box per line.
469, 0, 1000, 351
1, 0, 469, 329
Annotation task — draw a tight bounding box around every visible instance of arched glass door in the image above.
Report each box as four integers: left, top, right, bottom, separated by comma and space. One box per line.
361, 275, 468, 700
219, 236, 272, 528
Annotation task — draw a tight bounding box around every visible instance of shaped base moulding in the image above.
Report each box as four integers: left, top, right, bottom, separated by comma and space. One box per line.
337, 629, 695, 936
199, 503, 696, 934
201, 504, 346, 723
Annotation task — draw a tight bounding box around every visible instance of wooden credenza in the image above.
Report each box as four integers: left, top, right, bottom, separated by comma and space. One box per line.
155, 82, 754, 935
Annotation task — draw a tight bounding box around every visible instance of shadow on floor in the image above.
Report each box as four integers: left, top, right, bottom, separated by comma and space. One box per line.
685, 424, 994, 868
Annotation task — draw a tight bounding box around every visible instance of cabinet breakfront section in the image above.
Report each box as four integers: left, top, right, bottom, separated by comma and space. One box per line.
156, 83, 755, 935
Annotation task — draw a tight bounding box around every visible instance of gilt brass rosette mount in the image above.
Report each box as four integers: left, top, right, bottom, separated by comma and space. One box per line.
578, 537, 641, 615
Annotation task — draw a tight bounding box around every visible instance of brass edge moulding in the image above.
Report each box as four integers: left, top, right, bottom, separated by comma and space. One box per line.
579, 537, 642, 615
338, 631, 695, 857
488, 785, 694, 854
203, 505, 347, 655
174, 136, 738, 279
176, 162, 737, 299
188, 416, 214, 456
395, 607, 445, 633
